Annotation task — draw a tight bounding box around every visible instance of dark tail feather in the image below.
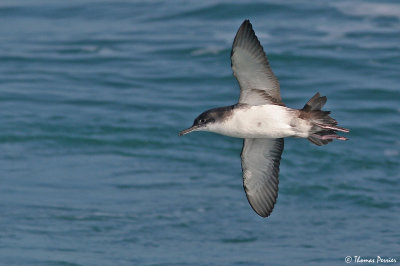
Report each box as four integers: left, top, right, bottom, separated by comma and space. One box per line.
303, 92, 327, 112
301, 93, 349, 146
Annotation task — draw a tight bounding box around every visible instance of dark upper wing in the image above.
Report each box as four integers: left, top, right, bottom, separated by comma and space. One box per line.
231, 20, 283, 106
241, 138, 284, 217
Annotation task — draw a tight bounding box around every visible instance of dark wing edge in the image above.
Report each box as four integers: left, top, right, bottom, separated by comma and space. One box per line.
241, 138, 284, 218
231, 20, 282, 106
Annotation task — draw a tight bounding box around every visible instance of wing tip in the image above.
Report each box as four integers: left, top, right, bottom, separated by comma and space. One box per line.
234, 19, 256, 45
242, 19, 251, 26
252, 206, 275, 218
252, 196, 278, 218
244, 184, 279, 218
231, 19, 252, 57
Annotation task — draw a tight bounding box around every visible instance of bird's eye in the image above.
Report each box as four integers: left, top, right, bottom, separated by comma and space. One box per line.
199, 119, 205, 123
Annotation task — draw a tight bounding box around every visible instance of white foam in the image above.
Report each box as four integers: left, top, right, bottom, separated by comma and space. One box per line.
333, 2, 400, 19
191, 46, 224, 56
384, 149, 399, 157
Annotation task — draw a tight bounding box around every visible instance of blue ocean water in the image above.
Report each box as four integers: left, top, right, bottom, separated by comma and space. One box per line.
1, 0, 399, 265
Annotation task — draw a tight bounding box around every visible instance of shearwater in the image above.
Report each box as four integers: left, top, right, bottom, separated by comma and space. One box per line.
179, 20, 349, 218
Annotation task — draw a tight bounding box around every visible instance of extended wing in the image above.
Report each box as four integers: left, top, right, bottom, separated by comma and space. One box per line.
231, 20, 283, 106
241, 138, 284, 217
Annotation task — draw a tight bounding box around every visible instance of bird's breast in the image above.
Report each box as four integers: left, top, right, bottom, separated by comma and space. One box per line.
210, 105, 295, 138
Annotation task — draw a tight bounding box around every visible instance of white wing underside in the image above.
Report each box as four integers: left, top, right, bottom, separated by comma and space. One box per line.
241, 138, 284, 217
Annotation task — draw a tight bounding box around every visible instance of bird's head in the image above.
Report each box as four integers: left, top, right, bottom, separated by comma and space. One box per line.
179, 110, 216, 136
179, 106, 234, 136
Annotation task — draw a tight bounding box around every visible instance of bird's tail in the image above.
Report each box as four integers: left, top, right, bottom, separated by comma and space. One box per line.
301, 93, 349, 146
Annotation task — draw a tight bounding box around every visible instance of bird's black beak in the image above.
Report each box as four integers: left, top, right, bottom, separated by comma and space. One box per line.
179, 125, 199, 136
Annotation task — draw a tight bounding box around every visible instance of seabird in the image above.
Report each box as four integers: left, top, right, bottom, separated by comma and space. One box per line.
179, 20, 349, 218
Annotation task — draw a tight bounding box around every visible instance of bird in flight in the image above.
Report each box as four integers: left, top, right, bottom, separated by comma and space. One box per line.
179, 20, 349, 218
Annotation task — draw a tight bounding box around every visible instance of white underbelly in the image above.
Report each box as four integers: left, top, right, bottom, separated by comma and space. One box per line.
211, 105, 297, 138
